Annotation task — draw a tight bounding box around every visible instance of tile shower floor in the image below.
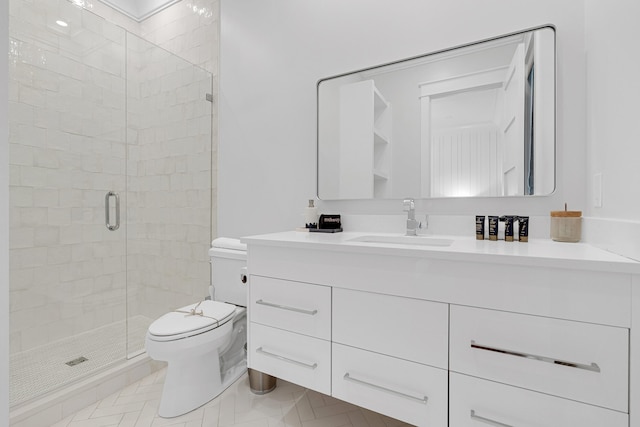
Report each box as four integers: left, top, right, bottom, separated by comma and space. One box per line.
52, 368, 413, 427
10, 316, 153, 407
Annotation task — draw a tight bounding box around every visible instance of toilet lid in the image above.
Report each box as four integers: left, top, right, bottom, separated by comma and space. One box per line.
148, 300, 236, 338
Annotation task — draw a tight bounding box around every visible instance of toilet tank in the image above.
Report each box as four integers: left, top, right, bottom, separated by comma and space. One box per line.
209, 238, 247, 307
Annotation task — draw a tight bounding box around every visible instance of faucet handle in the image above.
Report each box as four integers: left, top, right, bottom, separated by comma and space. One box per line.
403, 198, 415, 211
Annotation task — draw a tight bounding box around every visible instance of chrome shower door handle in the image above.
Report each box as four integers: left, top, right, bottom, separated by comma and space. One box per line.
105, 191, 120, 231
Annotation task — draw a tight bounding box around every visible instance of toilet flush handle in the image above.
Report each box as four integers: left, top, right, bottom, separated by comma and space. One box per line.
240, 267, 248, 284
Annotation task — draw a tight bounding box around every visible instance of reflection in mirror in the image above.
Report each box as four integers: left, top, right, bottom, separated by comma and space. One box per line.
317, 27, 555, 200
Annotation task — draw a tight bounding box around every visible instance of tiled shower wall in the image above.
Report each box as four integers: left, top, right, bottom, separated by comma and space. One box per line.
9, 0, 218, 356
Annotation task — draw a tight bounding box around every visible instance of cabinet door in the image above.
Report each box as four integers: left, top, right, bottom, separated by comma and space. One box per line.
450, 305, 629, 412
450, 372, 628, 427
249, 323, 330, 395
249, 275, 331, 339
333, 288, 448, 368
332, 343, 447, 427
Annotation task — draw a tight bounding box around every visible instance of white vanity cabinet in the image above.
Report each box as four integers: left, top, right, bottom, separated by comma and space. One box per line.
332, 288, 448, 368
332, 288, 449, 425
450, 305, 629, 413
449, 372, 628, 427
244, 232, 640, 427
247, 276, 331, 395
332, 344, 447, 426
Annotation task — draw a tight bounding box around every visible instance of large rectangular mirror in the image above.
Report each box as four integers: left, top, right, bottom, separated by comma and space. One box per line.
317, 26, 555, 200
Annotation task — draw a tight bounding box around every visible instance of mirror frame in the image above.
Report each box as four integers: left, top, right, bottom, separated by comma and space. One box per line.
316, 25, 556, 201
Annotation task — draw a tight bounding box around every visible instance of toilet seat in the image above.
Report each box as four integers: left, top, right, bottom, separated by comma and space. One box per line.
147, 300, 236, 342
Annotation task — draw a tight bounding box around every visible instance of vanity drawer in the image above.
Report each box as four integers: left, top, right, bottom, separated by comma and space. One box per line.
249, 275, 331, 340
249, 323, 330, 395
450, 305, 629, 412
333, 288, 448, 368
332, 343, 447, 427
450, 372, 628, 427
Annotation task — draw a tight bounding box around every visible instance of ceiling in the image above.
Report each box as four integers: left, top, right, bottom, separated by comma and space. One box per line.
97, 0, 181, 22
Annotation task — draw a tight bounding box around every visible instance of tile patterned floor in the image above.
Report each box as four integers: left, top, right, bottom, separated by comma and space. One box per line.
51, 367, 413, 427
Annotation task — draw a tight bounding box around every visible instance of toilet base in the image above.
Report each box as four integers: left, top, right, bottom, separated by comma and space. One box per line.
147, 308, 248, 418
157, 353, 247, 418
158, 347, 223, 418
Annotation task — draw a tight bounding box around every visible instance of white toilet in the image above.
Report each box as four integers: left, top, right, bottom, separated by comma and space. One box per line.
145, 238, 248, 418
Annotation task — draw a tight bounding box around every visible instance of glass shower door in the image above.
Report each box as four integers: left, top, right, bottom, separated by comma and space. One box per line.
125, 33, 213, 357
8, 2, 128, 406
9, 0, 213, 407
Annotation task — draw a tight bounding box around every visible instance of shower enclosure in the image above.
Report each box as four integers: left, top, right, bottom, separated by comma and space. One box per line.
8, 0, 213, 407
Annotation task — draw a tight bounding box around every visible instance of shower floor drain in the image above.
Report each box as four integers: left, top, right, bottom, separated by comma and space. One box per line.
65, 356, 88, 367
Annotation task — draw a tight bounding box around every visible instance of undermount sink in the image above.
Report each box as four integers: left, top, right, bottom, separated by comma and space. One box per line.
348, 235, 454, 247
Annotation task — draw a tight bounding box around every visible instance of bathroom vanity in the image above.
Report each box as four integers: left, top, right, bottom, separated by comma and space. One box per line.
243, 231, 640, 426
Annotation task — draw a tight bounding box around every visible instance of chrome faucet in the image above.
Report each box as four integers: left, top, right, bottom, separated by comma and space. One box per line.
403, 198, 419, 236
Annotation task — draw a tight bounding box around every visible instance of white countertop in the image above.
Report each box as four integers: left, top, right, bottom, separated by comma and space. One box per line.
242, 231, 640, 274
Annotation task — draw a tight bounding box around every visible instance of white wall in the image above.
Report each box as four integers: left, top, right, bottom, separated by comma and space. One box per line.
581, 0, 640, 260
219, 0, 586, 239
1, 0, 9, 420
585, 0, 640, 220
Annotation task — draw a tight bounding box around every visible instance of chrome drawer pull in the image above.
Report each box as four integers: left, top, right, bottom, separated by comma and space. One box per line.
470, 410, 513, 427
343, 373, 428, 404
256, 347, 318, 369
255, 299, 318, 316
470, 340, 601, 373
